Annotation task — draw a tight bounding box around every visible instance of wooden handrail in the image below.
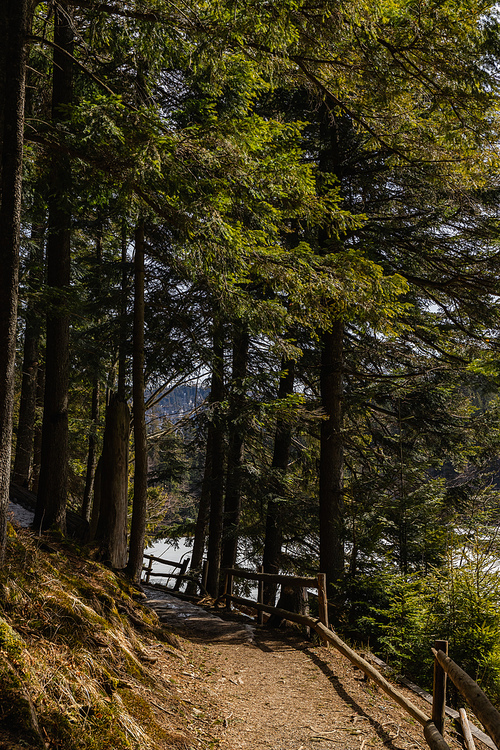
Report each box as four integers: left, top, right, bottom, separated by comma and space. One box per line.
142, 553, 185, 569
433, 648, 500, 749
222, 567, 317, 588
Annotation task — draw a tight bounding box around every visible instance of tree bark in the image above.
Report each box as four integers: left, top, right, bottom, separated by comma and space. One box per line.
221, 323, 249, 571
127, 222, 148, 582
81, 380, 99, 524
262, 357, 295, 605
186, 438, 212, 595
95, 393, 130, 567
206, 315, 225, 597
35, 5, 74, 533
13, 221, 44, 488
319, 321, 345, 585
30, 362, 45, 494
317, 109, 345, 587
0, 0, 30, 561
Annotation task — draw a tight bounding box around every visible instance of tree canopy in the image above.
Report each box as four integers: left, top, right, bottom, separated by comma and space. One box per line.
2, 0, 500, 694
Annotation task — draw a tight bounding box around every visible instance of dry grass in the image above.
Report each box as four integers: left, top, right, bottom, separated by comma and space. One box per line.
0, 525, 218, 750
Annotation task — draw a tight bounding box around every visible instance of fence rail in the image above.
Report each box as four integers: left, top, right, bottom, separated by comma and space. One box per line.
142, 554, 191, 592
141, 555, 209, 596
433, 647, 500, 750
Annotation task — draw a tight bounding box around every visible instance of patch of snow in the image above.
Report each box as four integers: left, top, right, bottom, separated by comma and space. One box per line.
8, 501, 34, 528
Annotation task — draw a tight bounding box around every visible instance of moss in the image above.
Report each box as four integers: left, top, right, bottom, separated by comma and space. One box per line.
118, 689, 190, 748
42, 702, 130, 750
0, 656, 41, 746
0, 616, 25, 660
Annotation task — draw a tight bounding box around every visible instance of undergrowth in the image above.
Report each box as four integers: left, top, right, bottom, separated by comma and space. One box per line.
0, 524, 201, 750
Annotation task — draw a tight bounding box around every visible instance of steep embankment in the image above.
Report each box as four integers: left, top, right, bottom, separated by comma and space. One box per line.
0, 526, 227, 749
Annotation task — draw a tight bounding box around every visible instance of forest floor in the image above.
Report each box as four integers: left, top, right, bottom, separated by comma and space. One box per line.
143, 587, 479, 750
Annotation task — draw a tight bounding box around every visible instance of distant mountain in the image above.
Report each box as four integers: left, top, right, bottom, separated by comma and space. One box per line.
156, 385, 209, 422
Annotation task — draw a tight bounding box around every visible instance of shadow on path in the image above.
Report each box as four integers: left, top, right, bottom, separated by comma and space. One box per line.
304, 645, 411, 750
143, 585, 255, 645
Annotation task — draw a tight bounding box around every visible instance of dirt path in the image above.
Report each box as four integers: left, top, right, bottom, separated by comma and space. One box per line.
143, 587, 470, 750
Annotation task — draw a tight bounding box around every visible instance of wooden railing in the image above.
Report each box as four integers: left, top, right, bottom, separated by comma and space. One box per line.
432, 645, 500, 750
221, 566, 329, 636
218, 569, 500, 750
142, 554, 188, 590
141, 554, 209, 595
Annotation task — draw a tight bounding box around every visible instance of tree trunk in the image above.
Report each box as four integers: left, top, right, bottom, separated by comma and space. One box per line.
13, 221, 44, 488
319, 322, 345, 586
221, 323, 249, 571
262, 357, 295, 605
117, 220, 128, 402
81, 380, 100, 524
30, 362, 45, 494
34, 6, 74, 533
186, 438, 212, 595
95, 393, 130, 567
127, 222, 148, 582
0, 0, 29, 561
205, 315, 225, 597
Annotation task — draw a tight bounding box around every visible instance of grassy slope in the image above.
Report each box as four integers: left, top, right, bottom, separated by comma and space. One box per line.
0, 524, 219, 750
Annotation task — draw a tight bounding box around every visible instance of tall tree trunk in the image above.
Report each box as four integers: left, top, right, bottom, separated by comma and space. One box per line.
81, 380, 99, 524
205, 315, 225, 597
118, 220, 128, 402
127, 222, 148, 582
317, 110, 345, 588
35, 6, 74, 533
221, 323, 249, 571
0, 0, 29, 561
186, 438, 212, 595
13, 220, 45, 488
319, 321, 344, 586
30, 362, 45, 494
262, 357, 295, 605
95, 393, 130, 567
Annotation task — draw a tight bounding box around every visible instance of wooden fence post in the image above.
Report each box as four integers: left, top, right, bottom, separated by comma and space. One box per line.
257, 565, 264, 624
173, 557, 190, 591
202, 559, 209, 592
224, 572, 233, 610
432, 640, 448, 736
145, 556, 153, 584
317, 573, 329, 646
433, 647, 500, 749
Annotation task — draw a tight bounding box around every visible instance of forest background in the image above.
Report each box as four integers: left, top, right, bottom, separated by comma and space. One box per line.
3, 0, 500, 702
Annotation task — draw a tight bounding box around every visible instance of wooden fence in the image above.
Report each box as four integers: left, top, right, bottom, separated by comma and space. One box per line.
141, 554, 209, 595
217, 568, 500, 750
221, 566, 329, 635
